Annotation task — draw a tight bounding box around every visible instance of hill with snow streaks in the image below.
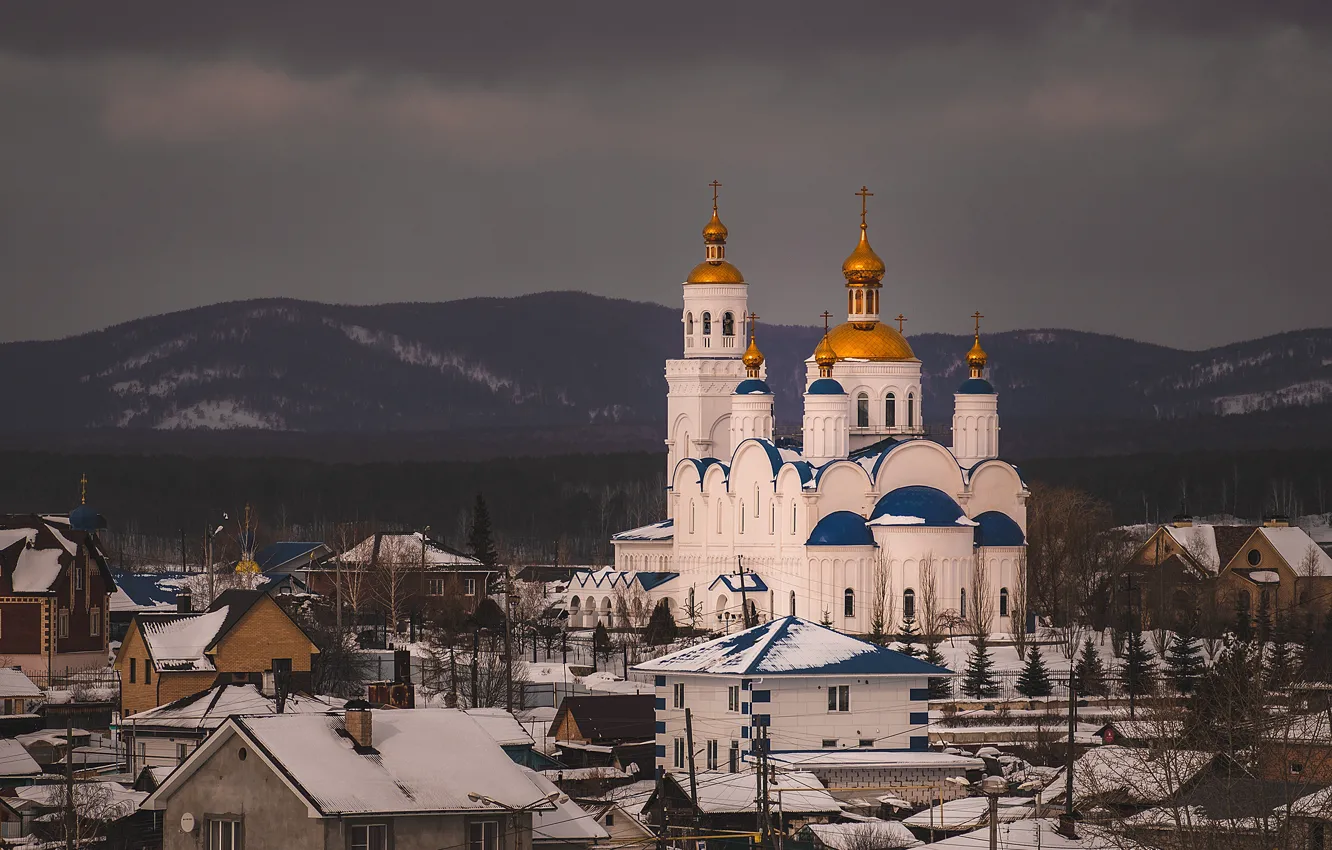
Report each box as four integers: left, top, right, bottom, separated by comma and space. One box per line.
0, 294, 1328, 456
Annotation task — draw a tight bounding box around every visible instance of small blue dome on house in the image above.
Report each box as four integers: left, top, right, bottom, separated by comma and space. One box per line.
806, 378, 846, 395
870, 486, 966, 526
957, 377, 995, 394
734, 379, 773, 395
69, 504, 104, 532
973, 510, 1025, 547
807, 511, 875, 546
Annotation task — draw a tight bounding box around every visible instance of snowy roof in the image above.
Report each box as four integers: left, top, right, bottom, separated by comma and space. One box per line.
110, 571, 191, 611
12, 547, 63, 592
709, 572, 768, 593
466, 707, 536, 748
802, 820, 921, 850
633, 617, 951, 677
148, 709, 552, 817
0, 668, 42, 699
1259, 526, 1332, 575
902, 796, 1034, 830
525, 767, 610, 843
0, 739, 42, 777
1071, 746, 1214, 805
768, 750, 982, 771
331, 532, 481, 568
1123, 805, 1273, 832
124, 684, 340, 730
15, 782, 146, 820
673, 770, 839, 814
1244, 570, 1281, 584
255, 541, 329, 573
1165, 525, 1219, 571
613, 520, 675, 542
138, 607, 230, 672
922, 819, 1114, 850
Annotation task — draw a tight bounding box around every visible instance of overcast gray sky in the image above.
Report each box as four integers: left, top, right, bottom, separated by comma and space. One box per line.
2, 2, 1330, 347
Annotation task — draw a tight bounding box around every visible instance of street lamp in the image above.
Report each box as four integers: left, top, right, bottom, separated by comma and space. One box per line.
979, 775, 1008, 850
467, 791, 565, 850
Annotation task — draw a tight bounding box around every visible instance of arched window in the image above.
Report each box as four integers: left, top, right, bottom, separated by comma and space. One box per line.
716, 501, 723, 533
885, 392, 896, 427
790, 591, 796, 617
689, 500, 696, 534
854, 290, 864, 314
960, 588, 967, 618
907, 393, 916, 427
723, 312, 735, 336
856, 392, 870, 428
702, 312, 712, 335
754, 485, 761, 517
769, 502, 776, 534
903, 589, 916, 618
1000, 587, 1010, 617
738, 502, 745, 533
844, 588, 855, 618
791, 502, 798, 534
689, 587, 696, 615
685, 312, 694, 334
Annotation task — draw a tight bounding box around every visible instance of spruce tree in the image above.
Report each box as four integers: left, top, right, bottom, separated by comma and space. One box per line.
644, 600, 678, 647
1016, 645, 1054, 698
1255, 593, 1274, 646
961, 636, 1000, 700
592, 621, 613, 661
1265, 614, 1293, 691
1233, 596, 1254, 644
1074, 637, 1107, 697
897, 616, 922, 658
924, 639, 952, 699
1122, 623, 1156, 699
1165, 626, 1205, 694
468, 493, 499, 568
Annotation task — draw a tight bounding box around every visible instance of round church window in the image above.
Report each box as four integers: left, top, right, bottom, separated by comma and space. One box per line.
1247, 549, 1261, 566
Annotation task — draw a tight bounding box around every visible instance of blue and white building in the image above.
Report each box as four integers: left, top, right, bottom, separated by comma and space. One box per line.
574, 190, 1029, 636
634, 617, 981, 804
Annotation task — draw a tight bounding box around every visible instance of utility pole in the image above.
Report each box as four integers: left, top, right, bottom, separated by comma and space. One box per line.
655, 765, 667, 850
754, 715, 770, 849
1065, 666, 1076, 817
64, 716, 75, 850
504, 564, 514, 712
685, 708, 699, 844
471, 626, 480, 709
737, 556, 751, 629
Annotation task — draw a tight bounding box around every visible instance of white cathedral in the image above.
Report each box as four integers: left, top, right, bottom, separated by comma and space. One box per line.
570, 187, 1028, 636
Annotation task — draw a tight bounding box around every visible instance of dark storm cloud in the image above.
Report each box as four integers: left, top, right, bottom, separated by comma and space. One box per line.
1, 2, 1330, 346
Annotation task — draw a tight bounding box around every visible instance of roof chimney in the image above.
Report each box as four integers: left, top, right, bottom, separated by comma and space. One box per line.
344, 699, 373, 749
1265, 514, 1290, 527
1057, 813, 1079, 839
177, 591, 192, 614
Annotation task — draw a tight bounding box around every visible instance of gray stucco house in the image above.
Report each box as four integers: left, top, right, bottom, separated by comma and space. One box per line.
143, 704, 561, 850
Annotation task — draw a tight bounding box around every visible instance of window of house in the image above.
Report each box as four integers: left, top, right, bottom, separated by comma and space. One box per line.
791, 502, 797, 534
74, 565, 84, 592
129, 658, 137, 684
673, 738, 685, 769
822, 739, 837, 748
1248, 549, 1262, 566
907, 393, 916, 426
605, 813, 615, 827
1000, 588, 1009, 617
426, 578, 445, 596
827, 685, 849, 712
464, 578, 477, 596
844, 588, 855, 618
903, 589, 915, 618
727, 685, 740, 712
57, 609, 69, 639
738, 503, 744, 534
90, 610, 100, 636
351, 824, 389, 850
858, 739, 875, 747
177, 743, 191, 763
729, 740, 740, 773
769, 502, 776, 535
789, 591, 796, 617
707, 739, 719, 770
207, 817, 243, 850
960, 588, 967, 618
673, 683, 685, 708
856, 393, 869, 428
1291, 761, 1305, 776
469, 821, 499, 850
1312, 822, 1325, 850
885, 393, 896, 427
144, 664, 151, 685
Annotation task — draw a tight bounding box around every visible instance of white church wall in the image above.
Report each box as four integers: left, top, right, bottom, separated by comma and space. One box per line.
967, 462, 1028, 527
873, 442, 966, 497
812, 462, 872, 517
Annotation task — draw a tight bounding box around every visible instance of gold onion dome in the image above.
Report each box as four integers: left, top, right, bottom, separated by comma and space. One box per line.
742, 337, 765, 372
702, 208, 728, 244
814, 335, 838, 370
966, 335, 988, 372
686, 260, 745, 284
817, 321, 915, 362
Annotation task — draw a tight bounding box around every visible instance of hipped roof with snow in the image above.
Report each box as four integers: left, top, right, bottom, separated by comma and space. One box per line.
124, 683, 341, 730
133, 589, 316, 673
145, 709, 553, 817
633, 617, 951, 676
0, 514, 114, 595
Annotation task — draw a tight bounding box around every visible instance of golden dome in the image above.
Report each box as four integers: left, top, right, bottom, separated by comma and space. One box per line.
816, 320, 915, 362
703, 208, 728, 244
814, 335, 838, 370
841, 225, 885, 285
686, 260, 745, 284
742, 337, 765, 371
966, 335, 988, 372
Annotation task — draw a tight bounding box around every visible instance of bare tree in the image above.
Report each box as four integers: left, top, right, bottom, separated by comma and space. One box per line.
918, 552, 940, 640
970, 550, 994, 639
330, 521, 374, 624
870, 548, 894, 642
613, 582, 652, 630
1011, 551, 1030, 658
45, 780, 124, 847
842, 822, 919, 850
373, 534, 419, 637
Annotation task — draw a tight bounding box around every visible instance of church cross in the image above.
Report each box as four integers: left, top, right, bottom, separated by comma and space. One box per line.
746, 312, 760, 340
856, 186, 873, 226
709, 180, 722, 210
820, 311, 832, 333
79, 473, 87, 505
896, 313, 907, 332
972, 311, 984, 336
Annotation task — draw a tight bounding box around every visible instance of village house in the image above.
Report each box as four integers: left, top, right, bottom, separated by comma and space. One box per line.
0, 668, 42, 716
144, 705, 564, 850
548, 694, 656, 776
0, 512, 115, 675
577, 800, 655, 850
643, 770, 840, 836
634, 616, 961, 803
115, 589, 319, 715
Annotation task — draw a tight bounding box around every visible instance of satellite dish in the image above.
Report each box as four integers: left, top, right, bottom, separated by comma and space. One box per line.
180, 813, 196, 833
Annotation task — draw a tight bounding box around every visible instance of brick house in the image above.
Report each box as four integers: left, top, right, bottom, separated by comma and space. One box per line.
115, 589, 319, 715
0, 513, 115, 675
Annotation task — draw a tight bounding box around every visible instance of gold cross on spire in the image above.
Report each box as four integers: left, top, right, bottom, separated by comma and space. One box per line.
79, 473, 87, 505
746, 311, 760, 340
896, 313, 907, 332
709, 180, 722, 211
972, 310, 984, 337
856, 186, 873, 227
820, 311, 832, 333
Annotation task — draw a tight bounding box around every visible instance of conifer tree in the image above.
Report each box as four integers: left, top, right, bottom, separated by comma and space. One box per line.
1255, 592, 1274, 646
1233, 596, 1254, 644
1074, 637, 1107, 697
961, 635, 1000, 700
592, 621, 613, 661
1122, 622, 1156, 699
1016, 644, 1054, 698
1165, 626, 1205, 694
1266, 613, 1293, 691
924, 639, 952, 699
897, 616, 922, 658
468, 493, 499, 569
644, 600, 678, 647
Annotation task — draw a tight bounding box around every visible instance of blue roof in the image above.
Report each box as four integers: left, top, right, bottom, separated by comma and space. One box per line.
68, 505, 104, 532
870, 486, 967, 526
112, 571, 190, 609
636, 572, 679, 592
734, 378, 773, 395
807, 378, 846, 395
255, 542, 325, 573
957, 377, 995, 395
709, 573, 769, 593
634, 617, 952, 676
973, 511, 1025, 547
807, 511, 876, 547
